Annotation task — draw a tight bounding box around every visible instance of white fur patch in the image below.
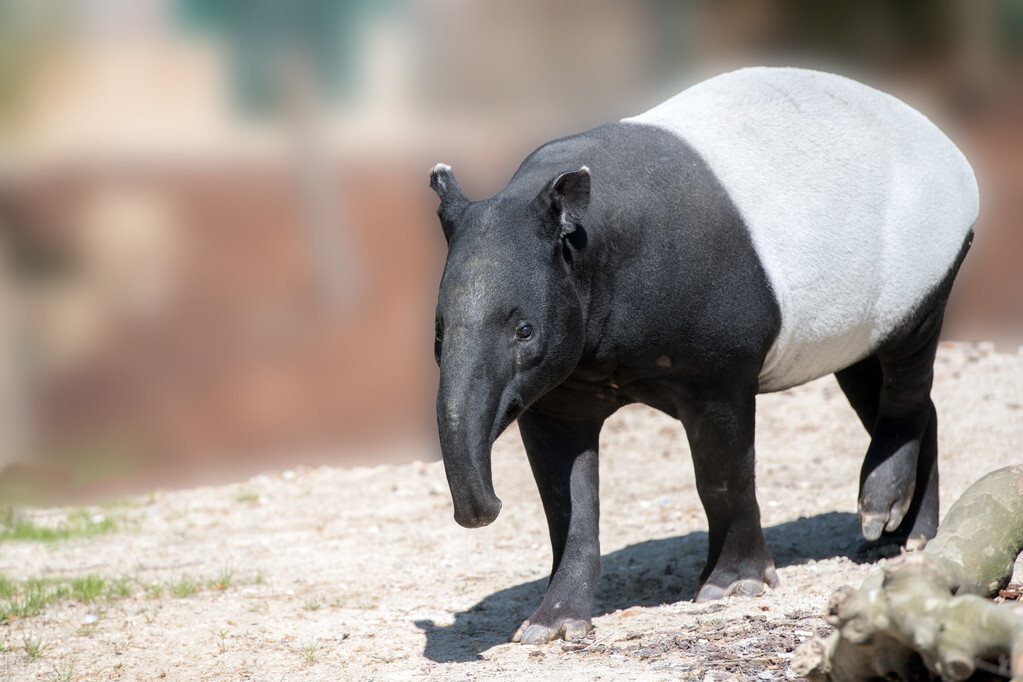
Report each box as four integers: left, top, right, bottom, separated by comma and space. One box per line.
623, 67, 979, 392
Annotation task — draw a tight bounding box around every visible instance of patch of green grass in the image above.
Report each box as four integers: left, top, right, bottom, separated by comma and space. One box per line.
106, 576, 133, 599
101, 497, 139, 510
48, 657, 76, 682
235, 490, 260, 504
23, 633, 46, 663
207, 566, 233, 591
0, 635, 10, 653
0, 507, 117, 544
0, 573, 14, 599
303, 597, 321, 611
169, 574, 199, 599
300, 638, 320, 665
30, 577, 70, 601
70, 574, 106, 602
216, 628, 229, 654
0, 579, 57, 622
78, 618, 99, 637
1, 565, 237, 626
2, 574, 123, 625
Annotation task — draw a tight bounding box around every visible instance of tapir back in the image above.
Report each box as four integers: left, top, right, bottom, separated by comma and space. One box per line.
624, 67, 979, 392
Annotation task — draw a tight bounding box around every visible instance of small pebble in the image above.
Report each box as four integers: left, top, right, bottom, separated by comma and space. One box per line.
81, 614, 99, 625
759, 672, 774, 680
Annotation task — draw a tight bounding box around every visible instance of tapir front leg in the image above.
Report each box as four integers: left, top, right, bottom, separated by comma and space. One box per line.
677, 387, 779, 601
513, 407, 604, 645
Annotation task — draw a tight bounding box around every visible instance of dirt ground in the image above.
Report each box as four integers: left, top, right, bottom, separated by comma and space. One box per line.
1, 341, 1021, 681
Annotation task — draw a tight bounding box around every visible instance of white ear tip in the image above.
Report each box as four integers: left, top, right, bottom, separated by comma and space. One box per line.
579, 165, 590, 173
431, 162, 452, 175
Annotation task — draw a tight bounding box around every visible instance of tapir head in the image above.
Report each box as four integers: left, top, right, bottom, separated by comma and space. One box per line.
430, 162, 590, 528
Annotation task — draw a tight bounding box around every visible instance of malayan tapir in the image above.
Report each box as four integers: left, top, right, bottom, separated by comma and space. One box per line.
428, 67, 978, 645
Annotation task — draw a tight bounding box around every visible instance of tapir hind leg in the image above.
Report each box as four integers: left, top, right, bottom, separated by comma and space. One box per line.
513, 406, 604, 645
835, 308, 943, 545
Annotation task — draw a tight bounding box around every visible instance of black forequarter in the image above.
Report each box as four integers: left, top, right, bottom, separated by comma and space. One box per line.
502, 122, 781, 391
431, 121, 784, 631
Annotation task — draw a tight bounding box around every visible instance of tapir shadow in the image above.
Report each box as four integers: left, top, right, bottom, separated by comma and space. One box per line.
415, 511, 864, 663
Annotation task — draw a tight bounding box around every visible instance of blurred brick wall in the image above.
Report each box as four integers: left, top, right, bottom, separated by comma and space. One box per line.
1, 158, 446, 500
943, 109, 1023, 341
1, 84, 1021, 505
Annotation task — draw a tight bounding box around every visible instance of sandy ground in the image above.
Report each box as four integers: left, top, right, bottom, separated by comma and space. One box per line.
1, 341, 1021, 681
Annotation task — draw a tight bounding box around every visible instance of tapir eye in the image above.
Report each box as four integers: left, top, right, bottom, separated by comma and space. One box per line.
516, 324, 534, 340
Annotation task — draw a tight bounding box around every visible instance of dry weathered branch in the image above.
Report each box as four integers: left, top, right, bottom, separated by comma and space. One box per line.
792, 465, 1023, 682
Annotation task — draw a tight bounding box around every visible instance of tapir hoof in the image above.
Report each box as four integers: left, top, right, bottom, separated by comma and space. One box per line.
858, 492, 913, 542
859, 511, 897, 542
858, 433, 920, 541
695, 566, 780, 602
511, 618, 592, 645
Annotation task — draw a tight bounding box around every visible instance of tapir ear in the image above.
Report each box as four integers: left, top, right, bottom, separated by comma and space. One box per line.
535, 166, 591, 238
429, 163, 468, 241
429, 163, 467, 207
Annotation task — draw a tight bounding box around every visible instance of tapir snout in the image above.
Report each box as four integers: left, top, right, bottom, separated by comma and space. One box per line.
435, 329, 519, 529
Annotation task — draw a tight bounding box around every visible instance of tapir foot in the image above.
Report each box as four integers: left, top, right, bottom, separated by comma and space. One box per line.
860, 415, 939, 547
695, 565, 779, 602
858, 495, 913, 542
858, 454, 919, 541
859, 502, 935, 552
857, 411, 931, 542
511, 617, 592, 645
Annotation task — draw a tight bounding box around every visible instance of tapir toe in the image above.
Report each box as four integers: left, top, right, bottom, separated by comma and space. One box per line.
511, 618, 592, 645
695, 566, 779, 602
858, 487, 914, 542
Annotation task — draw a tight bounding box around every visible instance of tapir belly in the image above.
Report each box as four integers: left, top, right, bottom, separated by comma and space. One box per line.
623, 67, 979, 392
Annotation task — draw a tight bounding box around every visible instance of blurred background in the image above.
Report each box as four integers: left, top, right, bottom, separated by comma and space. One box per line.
0, 0, 1021, 504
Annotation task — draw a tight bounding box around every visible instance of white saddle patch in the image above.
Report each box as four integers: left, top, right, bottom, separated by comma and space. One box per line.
623, 67, 978, 392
